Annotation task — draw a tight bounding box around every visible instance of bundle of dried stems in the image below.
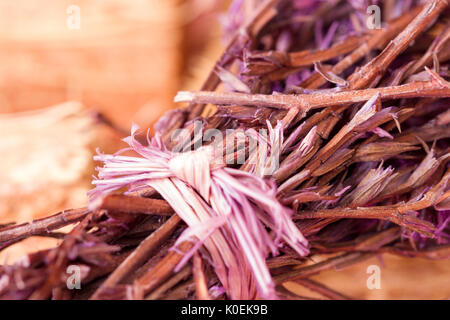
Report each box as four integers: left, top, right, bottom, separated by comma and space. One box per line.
0, 0, 449, 300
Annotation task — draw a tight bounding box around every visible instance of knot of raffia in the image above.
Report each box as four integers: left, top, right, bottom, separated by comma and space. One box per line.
168, 146, 215, 201
89, 123, 309, 300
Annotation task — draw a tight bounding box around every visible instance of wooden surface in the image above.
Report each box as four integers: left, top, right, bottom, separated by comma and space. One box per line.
285, 254, 450, 299
0, 0, 182, 130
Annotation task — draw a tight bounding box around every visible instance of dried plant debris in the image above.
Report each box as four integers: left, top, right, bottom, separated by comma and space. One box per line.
1, 0, 450, 300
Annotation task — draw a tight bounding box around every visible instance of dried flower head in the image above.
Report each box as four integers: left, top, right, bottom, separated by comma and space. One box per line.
89, 123, 308, 299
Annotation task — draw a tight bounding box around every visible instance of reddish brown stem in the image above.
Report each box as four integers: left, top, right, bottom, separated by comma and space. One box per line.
301, 5, 424, 89
133, 241, 194, 297
146, 266, 192, 300
90, 214, 181, 300
294, 278, 351, 300
175, 79, 450, 110
294, 206, 436, 237
0, 207, 89, 244
193, 253, 211, 300
274, 252, 374, 283
99, 194, 173, 215
186, 0, 280, 119
348, 0, 449, 89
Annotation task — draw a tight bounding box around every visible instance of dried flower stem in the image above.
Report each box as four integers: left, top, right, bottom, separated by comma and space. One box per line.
294, 278, 351, 300
146, 265, 192, 300
159, 278, 196, 300
288, 36, 366, 67
301, 5, 423, 88
175, 79, 450, 110
28, 213, 95, 300
90, 214, 181, 300
133, 241, 194, 297
279, 2, 447, 184
348, 0, 449, 89
274, 252, 374, 283
316, 227, 402, 253
193, 252, 211, 300
99, 194, 173, 215
187, 0, 280, 119
0, 207, 89, 243
405, 24, 450, 79
275, 284, 318, 300
294, 206, 436, 237
246, 35, 366, 76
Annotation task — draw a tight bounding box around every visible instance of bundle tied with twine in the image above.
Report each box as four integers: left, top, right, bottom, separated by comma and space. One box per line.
88, 122, 308, 299
0, 0, 450, 300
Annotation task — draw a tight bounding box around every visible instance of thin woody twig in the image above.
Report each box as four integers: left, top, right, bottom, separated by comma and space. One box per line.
146, 266, 192, 300
193, 252, 211, 300
28, 213, 95, 300
301, 5, 423, 88
314, 227, 402, 253
244, 35, 366, 76
186, 0, 280, 119
133, 241, 194, 298
0, 207, 89, 244
347, 0, 449, 89
274, 252, 374, 284
90, 214, 181, 300
99, 195, 173, 215
294, 206, 436, 237
175, 79, 450, 110
294, 278, 351, 300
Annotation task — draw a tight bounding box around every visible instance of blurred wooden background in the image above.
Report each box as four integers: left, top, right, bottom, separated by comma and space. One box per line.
0, 0, 222, 128
0, 0, 183, 127
0, 0, 222, 264
0, 0, 448, 299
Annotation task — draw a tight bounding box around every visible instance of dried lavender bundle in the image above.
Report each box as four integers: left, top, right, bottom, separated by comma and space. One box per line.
1, 0, 449, 300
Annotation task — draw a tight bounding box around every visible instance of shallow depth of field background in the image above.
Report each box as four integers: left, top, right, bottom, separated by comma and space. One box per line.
0, 0, 448, 299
